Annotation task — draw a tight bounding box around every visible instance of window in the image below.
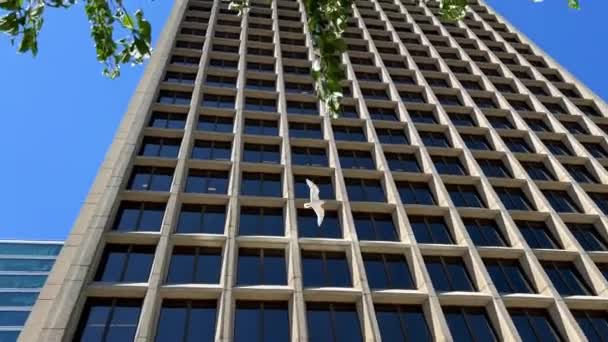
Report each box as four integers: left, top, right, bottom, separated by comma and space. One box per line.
517, 220, 560, 249
444, 307, 498, 342
525, 118, 550, 132
0, 259, 54, 272
449, 112, 475, 126
542, 190, 581, 213
425, 256, 476, 292
385, 152, 420, 172
375, 305, 431, 341
477, 158, 511, 178
234, 302, 289, 342
95, 244, 154, 283
339, 149, 375, 169
127, 166, 173, 191
353, 212, 398, 241
0, 274, 46, 288
306, 303, 362, 342
400, 91, 426, 104
158, 90, 192, 105
543, 140, 572, 156
345, 178, 385, 202
166, 246, 222, 284
185, 170, 229, 194
285, 82, 314, 95
287, 101, 317, 115
155, 300, 217, 342
176, 204, 226, 234
503, 137, 532, 153
289, 122, 322, 139
244, 98, 277, 112
164, 71, 196, 84
243, 143, 280, 164
74, 298, 142, 342
410, 215, 453, 244
487, 115, 513, 129
484, 259, 534, 293
206, 74, 237, 88
291, 146, 328, 166
297, 209, 341, 238
333, 125, 366, 141
363, 253, 414, 289
244, 119, 278, 136
239, 206, 284, 236
237, 248, 286, 285
509, 309, 563, 342
0, 292, 38, 306
463, 218, 506, 247
578, 104, 601, 117
197, 115, 233, 132
247, 62, 274, 72
520, 161, 554, 181
191, 140, 232, 160
419, 131, 450, 147
376, 128, 408, 144
0, 310, 28, 327
508, 99, 532, 111
473, 97, 497, 109
408, 110, 436, 124
294, 175, 333, 199
113, 201, 166, 232
571, 310, 608, 342
149, 112, 186, 129
362, 88, 390, 100
432, 155, 466, 175
589, 192, 608, 214
446, 184, 485, 208
565, 164, 597, 183
561, 121, 587, 134
241, 172, 282, 197
201, 94, 235, 108
209, 58, 237, 69
368, 107, 398, 121
569, 223, 607, 251
494, 187, 535, 211
396, 181, 435, 205
543, 260, 594, 296
302, 251, 351, 287
0, 243, 61, 256
460, 133, 491, 150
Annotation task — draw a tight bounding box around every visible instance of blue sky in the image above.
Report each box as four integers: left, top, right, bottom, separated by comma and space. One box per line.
0, 0, 606, 240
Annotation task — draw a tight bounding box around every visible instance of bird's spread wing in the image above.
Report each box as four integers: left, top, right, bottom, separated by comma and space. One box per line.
311, 202, 325, 226
306, 178, 320, 201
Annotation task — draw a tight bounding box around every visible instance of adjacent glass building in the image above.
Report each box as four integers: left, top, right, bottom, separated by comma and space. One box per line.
20, 0, 608, 340
0, 240, 62, 341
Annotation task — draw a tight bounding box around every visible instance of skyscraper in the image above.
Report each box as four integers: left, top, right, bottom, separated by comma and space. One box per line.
21, 0, 608, 340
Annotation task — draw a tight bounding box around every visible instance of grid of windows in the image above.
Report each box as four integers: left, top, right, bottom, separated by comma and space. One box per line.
31, 0, 608, 341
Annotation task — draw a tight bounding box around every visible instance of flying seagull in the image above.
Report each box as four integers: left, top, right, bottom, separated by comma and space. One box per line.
304, 179, 325, 226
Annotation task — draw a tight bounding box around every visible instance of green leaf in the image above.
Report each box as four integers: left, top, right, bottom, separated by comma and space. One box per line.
18, 27, 37, 55
568, 0, 580, 9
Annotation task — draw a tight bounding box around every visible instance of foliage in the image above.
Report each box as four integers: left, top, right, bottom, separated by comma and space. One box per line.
0, 0, 151, 78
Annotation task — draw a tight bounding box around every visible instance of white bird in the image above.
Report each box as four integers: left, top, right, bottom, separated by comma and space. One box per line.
304, 179, 326, 226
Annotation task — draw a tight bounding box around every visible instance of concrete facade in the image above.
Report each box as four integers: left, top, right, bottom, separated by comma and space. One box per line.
19, 0, 608, 340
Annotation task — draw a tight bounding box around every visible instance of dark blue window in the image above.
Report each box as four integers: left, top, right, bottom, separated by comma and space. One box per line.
166, 246, 222, 284
113, 201, 166, 232
385, 152, 420, 172
503, 137, 532, 153
525, 118, 550, 132
477, 158, 511, 178
449, 112, 475, 126
74, 298, 142, 342
239, 207, 284, 236
583, 143, 608, 158
495, 186, 535, 211
291, 146, 328, 167
544, 140, 572, 156
127, 166, 174, 191
376, 128, 409, 144
375, 305, 431, 341
446, 184, 485, 208
201, 94, 235, 108
287, 101, 317, 115
410, 215, 453, 244
234, 302, 289, 342
333, 125, 367, 141
149, 111, 186, 129
425, 256, 476, 292
191, 140, 232, 160
306, 303, 362, 342
569, 223, 607, 251
0, 310, 29, 326
409, 109, 436, 123
0, 259, 55, 272
484, 258, 534, 294
542, 190, 581, 213
155, 300, 217, 342
353, 212, 398, 241
339, 149, 375, 169
241, 172, 282, 197
517, 220, 561, 249
487, 115, 513, 129
244, 119, 278, 136
542, 261, 593, 296
237, 248, 286, 285
396, 181, 435, 205
368, 106, 398, 121
197, 115, 233, 132
363, 253, 413, 289
243, 143, 280, 164
566, 164, 597, 183
185, 170, 229, 194
588, 192, 608, 214
176, 204, 225, 234
463, 218, 506, 247
0, 292, 38, 306
345, 178, 386, 202
444, 307, 497, 342
419, 131, 450, 147
244, 98, 277, 112
509, 309, 563, 342
521, 161, 554, 181
95, 244, 155, 283
289, 122, 323, 139
572, 310, 608, 342
139, 137, 181, 158
158, 90, 192, 105
302, 251, 351, 287
297, 209, 341, 239
461, 133, 492, 151
294, 175, 333, 199
432, 155, 466, 175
